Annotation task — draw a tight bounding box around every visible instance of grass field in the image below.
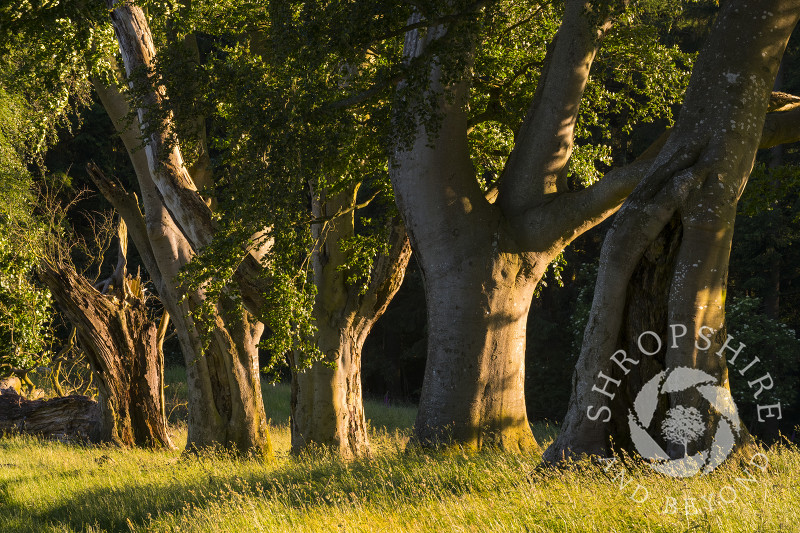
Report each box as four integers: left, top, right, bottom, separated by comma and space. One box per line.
1, 369, 798, 532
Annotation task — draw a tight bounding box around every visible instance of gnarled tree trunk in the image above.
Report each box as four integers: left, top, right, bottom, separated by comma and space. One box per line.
545, 0, 800, 463
392, 0, 800, 454
38, 260, 173, 448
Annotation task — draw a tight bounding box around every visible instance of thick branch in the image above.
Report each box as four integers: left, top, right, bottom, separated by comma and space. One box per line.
107, 0, 216, 251
356, 216, 412, 329
498, 0, 618, 214
760, 103, 800, 148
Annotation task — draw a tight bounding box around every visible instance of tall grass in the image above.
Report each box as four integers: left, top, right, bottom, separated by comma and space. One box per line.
0, 368, 796, 532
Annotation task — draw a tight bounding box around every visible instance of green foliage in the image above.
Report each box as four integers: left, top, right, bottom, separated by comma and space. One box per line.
572, 4, 694, 183
260, 271, 320, 379
336, 229, 391, 295
0, 212, 52, 375
726, 295, 800, 426
0, 90, 52, 376
167, 0, 693, 364
0, 2, 110, 154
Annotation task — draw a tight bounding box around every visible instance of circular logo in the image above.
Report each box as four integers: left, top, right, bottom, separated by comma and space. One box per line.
628, 367, 743, 477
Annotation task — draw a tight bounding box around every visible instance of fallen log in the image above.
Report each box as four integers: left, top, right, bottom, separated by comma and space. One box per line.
0, 389, 102, 443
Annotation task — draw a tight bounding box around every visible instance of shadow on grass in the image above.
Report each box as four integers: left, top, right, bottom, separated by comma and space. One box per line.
0, 442, 539, 532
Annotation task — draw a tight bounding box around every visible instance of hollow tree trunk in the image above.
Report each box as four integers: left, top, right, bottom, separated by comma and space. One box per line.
545, 0, 800, 463
38, 262, 173, 448
290, 186, 411, 458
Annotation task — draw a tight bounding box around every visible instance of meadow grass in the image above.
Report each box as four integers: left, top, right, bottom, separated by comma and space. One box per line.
0, 369, 797, 532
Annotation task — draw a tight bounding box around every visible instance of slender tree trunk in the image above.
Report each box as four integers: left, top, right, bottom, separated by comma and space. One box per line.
38, 262, 173, 448
291, 326, 370, 458
545, 0, 800, 463
290, 186, 411, 458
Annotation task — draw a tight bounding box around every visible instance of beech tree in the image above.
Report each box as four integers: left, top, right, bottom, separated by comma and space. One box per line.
176, 0, 697, 455
388, 0, 690, 450
289, 189, 411, 458
388, 0, 800, 451
105, 2, 415, 458
94, 5, 273, 455
545, 0, 800, 462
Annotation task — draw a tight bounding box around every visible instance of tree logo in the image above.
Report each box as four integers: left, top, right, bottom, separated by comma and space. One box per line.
628, 367, 743, 478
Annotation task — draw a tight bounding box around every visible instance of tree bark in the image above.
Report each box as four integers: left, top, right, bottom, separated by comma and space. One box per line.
416, 244, 542, 451
38, 262, 173, 448
291, 185, 411, 458
545, 0, 800, 463
0, 389, 102, 443
86, 157, 273, 456
291, 331, 370, 458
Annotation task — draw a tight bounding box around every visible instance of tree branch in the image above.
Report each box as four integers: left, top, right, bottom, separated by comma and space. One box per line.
519, 91, 800, 253
497, 0, 619, 215
389, 9, 492, 257
760, 99, 800, 148
107, 0, 216, 251
103, 3, 272, 317
356, 216, 412, 334
86, 163, 164, 293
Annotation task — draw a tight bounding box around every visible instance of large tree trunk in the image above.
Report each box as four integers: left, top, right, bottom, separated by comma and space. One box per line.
545, 0, 800, 464
38, 262, 173, 448
416, 245, 541, 451
290, 186, 411, 458
391, 2, 618, 451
